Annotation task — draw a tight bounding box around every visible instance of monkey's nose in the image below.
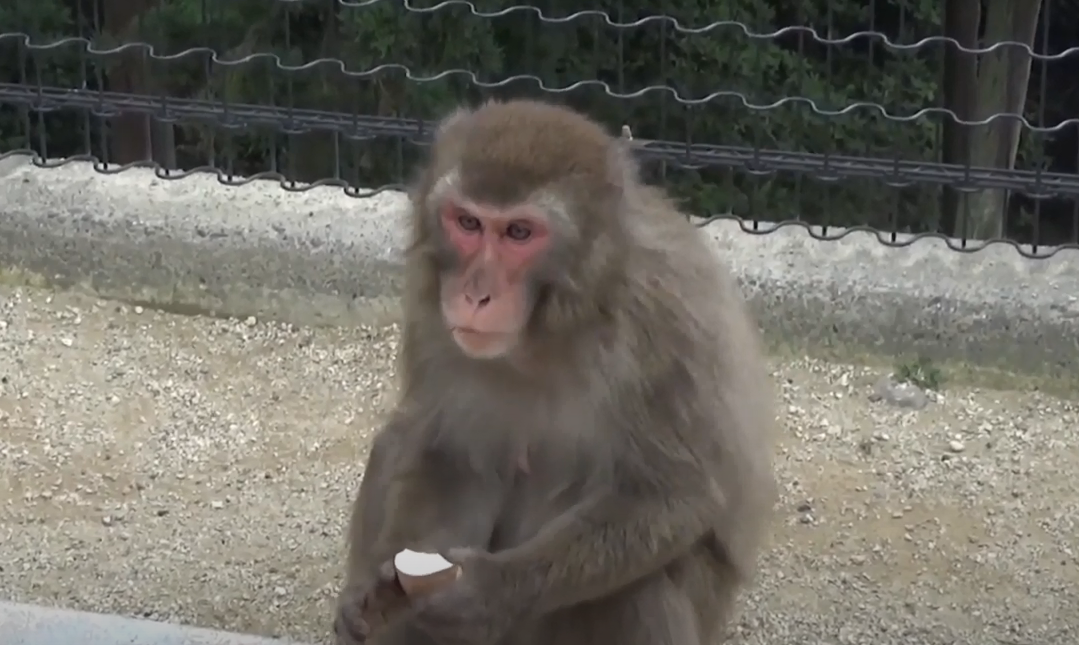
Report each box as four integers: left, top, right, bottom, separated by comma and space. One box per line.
465, 294, 492, 308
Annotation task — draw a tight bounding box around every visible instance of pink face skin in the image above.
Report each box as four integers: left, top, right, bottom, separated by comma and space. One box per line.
438, 199, 551, 359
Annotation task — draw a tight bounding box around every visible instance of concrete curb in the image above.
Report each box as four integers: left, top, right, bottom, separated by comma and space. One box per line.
1, 157, 1078, 380
0, 600, 300, 645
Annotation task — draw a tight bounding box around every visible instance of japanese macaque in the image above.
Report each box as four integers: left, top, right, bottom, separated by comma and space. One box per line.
334, 99, 777, 645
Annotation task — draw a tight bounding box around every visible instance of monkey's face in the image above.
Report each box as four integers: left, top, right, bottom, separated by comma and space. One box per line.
436, 197, 551, 360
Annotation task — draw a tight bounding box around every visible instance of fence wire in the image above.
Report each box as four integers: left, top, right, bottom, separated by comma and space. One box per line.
1, 0, 1078, 257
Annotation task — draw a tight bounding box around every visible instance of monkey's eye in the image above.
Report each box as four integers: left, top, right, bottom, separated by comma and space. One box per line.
457, 213, 482, 232
505, 222, 532, 241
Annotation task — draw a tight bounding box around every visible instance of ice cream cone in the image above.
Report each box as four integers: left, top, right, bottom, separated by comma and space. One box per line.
393, 549, 461, 597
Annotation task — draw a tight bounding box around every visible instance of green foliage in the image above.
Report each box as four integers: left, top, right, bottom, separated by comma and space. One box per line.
894, 355, 945, 391
0, 0, 80, 153
0, 0, 1040, 235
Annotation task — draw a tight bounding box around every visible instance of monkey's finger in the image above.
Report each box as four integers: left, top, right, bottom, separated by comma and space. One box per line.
360, 607, 387, 631
334, 610, 369, 645
369, 589, 409, 619
409, 592, 443, 620
376, 559, 399, 582
412, 611, 470, 645
441, 547, 478, 565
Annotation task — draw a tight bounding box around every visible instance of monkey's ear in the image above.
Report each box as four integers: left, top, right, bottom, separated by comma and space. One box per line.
606, 139, 640, 193
436, 106, 474, 138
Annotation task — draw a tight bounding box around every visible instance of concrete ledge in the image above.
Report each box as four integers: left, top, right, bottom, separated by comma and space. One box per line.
1, 157, 1078, 381
0, 600, 298, 645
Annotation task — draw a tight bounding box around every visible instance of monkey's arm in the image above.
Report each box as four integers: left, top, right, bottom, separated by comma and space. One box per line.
343, 429, 400, 584
486, 460, 723, 615
349, 415, 508, 582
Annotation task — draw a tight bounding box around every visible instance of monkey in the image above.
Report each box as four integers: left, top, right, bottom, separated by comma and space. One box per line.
333, 99, 778, 645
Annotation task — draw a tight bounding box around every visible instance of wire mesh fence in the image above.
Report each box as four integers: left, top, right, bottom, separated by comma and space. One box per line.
1, 0, 1077, 256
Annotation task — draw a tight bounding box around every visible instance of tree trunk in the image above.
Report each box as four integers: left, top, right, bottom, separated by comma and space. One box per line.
956, 0, 1043, 241
939, 0, 981, 236
102, 0, 159, 165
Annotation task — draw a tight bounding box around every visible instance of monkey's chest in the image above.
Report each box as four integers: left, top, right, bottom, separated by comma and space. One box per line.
487, 459, 594, 552
388, 463, 508, 555
390, 467, 575, 555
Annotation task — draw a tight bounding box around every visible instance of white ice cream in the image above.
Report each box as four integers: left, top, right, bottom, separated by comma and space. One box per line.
394, 549, 455, 577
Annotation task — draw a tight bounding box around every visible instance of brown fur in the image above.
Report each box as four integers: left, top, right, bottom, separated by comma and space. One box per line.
334, 99, 778, 645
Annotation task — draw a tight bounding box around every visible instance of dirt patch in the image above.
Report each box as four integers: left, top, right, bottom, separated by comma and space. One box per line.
0, 284, 1075, 645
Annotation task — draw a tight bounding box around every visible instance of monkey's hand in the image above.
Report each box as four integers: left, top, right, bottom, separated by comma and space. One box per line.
487, 473, 725, 616
334, 560, 410, 645
410, 547, 523, 645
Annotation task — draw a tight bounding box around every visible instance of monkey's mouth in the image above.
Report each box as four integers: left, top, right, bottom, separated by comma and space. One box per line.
452, 327, 504, 341
452, 326, 500, 336
450, 327, 511, 356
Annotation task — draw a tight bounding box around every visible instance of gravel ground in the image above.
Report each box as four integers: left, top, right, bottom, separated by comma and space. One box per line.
0, 283, 1076, 645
